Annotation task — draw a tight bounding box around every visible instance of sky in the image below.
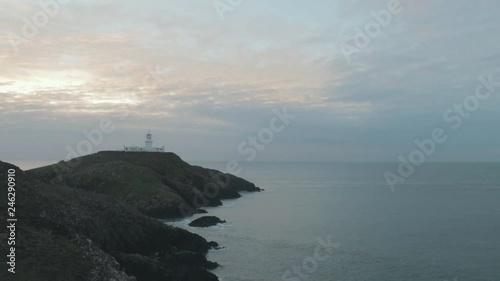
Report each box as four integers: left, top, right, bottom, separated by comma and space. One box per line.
1, 0, 500, 169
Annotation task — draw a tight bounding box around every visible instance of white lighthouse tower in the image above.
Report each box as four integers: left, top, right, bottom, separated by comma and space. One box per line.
124, 131, 165, 152
145, 131, 153, 150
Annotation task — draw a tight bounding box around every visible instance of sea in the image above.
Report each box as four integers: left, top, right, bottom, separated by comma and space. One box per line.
166, 162, 500, 281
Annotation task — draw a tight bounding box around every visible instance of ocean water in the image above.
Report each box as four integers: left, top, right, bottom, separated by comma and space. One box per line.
166, 162, 500, 281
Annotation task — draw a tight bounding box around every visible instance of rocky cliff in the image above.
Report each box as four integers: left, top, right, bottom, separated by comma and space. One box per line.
0, 152, 260, 281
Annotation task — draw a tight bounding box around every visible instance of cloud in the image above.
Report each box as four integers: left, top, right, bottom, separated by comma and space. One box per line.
1, 0, 500, 165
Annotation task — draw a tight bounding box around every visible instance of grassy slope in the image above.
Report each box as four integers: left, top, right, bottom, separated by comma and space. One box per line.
28, 151, 260, 218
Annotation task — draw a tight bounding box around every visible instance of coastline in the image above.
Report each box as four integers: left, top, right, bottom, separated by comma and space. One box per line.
1, 152, 261, 281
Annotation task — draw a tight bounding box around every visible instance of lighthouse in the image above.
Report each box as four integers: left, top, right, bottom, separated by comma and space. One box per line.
124, 131, 165, 152
145, 131, 153, 149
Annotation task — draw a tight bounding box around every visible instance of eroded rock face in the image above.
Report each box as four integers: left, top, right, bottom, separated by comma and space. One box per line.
189, 216, 227, 228
74, 236, 136, 281
0, 161, 219, 281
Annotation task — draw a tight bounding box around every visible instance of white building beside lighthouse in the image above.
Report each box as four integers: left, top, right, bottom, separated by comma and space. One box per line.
124, 131, 165, 152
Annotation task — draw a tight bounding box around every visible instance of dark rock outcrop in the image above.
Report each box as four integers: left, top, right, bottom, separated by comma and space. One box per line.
189, 216, 227, 228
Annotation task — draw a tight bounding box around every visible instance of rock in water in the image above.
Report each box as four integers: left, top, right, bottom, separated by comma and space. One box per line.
189, 216, 226, 227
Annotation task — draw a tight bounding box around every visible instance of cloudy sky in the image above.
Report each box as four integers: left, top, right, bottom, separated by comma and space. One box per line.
1, 0, 499, 168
